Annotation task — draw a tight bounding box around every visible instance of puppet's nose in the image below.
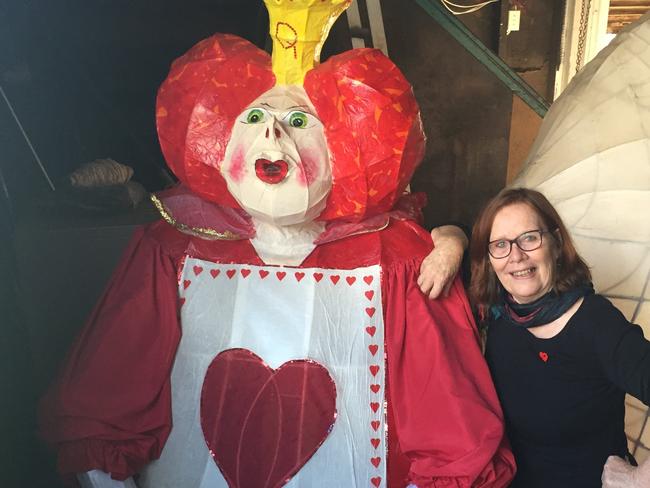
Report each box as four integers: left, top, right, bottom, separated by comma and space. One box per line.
265, 127, 282, 139
264, 119, 284, 141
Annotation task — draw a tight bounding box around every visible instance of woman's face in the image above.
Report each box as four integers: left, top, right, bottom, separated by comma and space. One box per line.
489, 203, 557, 304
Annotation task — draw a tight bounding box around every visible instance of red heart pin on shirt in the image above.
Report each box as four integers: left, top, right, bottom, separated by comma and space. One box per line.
539, 351, 549, 362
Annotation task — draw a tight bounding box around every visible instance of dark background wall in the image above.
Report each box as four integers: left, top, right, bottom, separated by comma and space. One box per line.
0, 0, 270, 205
383, 0, 512, 227
497, 0, 565, 181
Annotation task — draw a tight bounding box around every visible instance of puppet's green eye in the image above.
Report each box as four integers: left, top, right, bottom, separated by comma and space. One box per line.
246, 109, 265, 124
288, 111, 308, 128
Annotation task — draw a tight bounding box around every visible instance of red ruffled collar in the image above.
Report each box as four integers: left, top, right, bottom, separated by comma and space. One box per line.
151, 184, 425, 244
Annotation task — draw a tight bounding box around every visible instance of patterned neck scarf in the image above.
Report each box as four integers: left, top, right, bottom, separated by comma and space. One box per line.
491, 283, 594, 328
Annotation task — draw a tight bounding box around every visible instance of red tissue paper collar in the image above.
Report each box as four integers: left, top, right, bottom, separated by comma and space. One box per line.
151, 184, 426, 245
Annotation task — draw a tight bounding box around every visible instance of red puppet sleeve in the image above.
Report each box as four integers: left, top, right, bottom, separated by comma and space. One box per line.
39, 223, 184, 481
383, 236, 516, 487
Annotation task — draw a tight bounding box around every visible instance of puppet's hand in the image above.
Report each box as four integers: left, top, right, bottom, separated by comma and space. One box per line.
417, 225, 468, 299
77, 470, 139, 488
601, 455, 650, 488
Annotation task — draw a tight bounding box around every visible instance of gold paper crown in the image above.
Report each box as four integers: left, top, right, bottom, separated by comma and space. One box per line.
264, 0, 351, 85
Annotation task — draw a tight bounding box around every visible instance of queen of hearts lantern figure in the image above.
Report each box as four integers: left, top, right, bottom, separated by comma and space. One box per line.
40, 1, 515, 487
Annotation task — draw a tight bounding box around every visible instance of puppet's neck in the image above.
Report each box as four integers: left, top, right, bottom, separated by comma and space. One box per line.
250, 219, 325, 266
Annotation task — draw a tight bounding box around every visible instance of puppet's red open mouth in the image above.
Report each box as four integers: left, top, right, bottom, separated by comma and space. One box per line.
255, 158, 289, 184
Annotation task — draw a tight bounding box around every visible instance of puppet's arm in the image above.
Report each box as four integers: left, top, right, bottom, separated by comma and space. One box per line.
417, 225, 468, 299
386, 258, 515, 487
78, 471, 138, 488
39, 223, 183, 481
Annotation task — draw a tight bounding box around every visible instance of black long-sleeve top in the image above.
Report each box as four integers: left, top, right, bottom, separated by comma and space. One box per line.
486, 294, 650, 488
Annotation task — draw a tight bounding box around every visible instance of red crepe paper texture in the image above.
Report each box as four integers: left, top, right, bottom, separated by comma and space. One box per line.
201, 349, 336, 488
156, 34, 275, 208
156, 33, 425, 222
304, 48, 425, 221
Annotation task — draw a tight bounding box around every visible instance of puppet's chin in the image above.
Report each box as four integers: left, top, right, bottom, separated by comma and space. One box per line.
231, 182, 328, 226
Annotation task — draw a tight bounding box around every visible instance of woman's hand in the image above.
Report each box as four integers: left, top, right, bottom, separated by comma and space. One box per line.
417, 225, 468, 299
602, 455, 650, 488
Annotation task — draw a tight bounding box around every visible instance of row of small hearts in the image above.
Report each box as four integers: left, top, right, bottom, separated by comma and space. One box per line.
191, 265, 375, 286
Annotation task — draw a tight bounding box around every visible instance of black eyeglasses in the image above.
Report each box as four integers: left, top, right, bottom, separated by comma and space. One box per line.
488, 229, 555, 259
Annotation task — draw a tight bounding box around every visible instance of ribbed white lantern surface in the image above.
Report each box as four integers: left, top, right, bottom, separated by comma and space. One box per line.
514, 13, 650, 462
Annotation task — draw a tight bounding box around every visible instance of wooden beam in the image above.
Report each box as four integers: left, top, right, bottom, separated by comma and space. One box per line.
609, 13, 646, 21
609, 0, 650, 6
609, 6, 650, 12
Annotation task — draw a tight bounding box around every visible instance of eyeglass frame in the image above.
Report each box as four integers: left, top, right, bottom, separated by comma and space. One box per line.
487, 229, 557, 259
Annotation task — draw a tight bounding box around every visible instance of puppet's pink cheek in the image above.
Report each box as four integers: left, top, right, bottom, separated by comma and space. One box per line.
228, 145, 246, 183
297, 149, 324, 187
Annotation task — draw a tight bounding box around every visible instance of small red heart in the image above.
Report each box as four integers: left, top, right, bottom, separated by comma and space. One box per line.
371, 476, 381, 487
369, 365, 380, 377
226, 270, 236, 279
259, 270, 269, 279
295, 272, 305, 282
183, 279, 191, 289
539, 352, 549, 362
241, 269, 251, 278
370, 402, 380, 413
370, 420, 380, 431
346, 276, 356, 286
193, 265, 203, 276
210, 269, 220, 279
370, 384, 380, 394
364, 276, 374, 285
366, 307, 376, 318
276, 271, 286, 281
313, 272, 323, 282
368, 345, 379, 356
179, 297, 186, 307
365, 290, 374, 301
365, 326, 376, 337
330, 275, 340, 285
370, 456, 381, 468
371, 438, 380, 449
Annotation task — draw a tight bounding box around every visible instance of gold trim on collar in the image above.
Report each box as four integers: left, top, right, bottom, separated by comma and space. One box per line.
150, 194, 243, 241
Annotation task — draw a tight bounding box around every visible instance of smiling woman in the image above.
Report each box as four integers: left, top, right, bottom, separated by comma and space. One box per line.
488, 204, 557, 305
469, 187, 650, 488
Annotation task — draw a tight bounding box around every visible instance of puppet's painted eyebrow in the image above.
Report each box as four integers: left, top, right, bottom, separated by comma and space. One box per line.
259, 103, 310, 112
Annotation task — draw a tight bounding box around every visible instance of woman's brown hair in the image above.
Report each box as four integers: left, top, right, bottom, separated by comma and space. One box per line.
469, 188, 591, 314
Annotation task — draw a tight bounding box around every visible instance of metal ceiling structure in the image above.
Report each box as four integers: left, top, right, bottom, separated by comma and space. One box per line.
609, 0, 650, 32
414, 0, 551, 117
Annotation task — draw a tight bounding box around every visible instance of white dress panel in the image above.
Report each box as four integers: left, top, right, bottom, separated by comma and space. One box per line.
139, 258, 387, 488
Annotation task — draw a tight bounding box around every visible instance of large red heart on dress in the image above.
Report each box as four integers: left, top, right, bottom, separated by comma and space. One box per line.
201, 348, 337, 488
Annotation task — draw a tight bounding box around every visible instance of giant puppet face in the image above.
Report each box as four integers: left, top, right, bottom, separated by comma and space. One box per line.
156, 34, 425, 225
221, 85, 331, 225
